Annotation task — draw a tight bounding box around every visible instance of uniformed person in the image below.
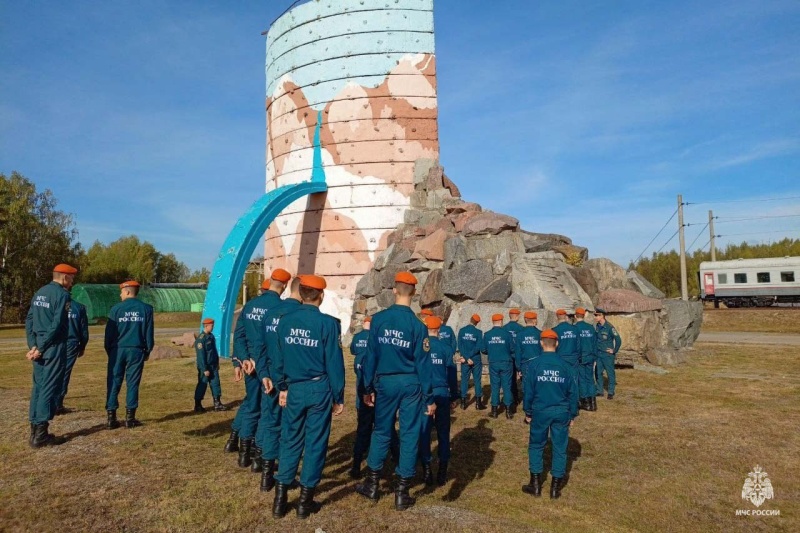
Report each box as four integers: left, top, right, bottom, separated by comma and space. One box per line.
104, 280, 154, 429
257, 276, 301, 492
356, 271, 434, 512
504, 309, 524, 404
515, 311, 542, 409
271, 275, 345, 520
419, 316, 458, 487
552, 309, 579, 370
594, 308, 622, 399
229, 269, 290, 470
573, 308, 598, 411
349, 314, 371, 479
522, 329, 578, 499
56, 297, 88, 415
457, 314, 485, 410
25, 263, 76, 447
481, 314, 515, 419
194, 318, 227, 413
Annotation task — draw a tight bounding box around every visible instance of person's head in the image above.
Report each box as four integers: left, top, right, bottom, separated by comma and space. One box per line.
491, 313, 503, 326
540, 329, 558, 351
556, 309, 568, 322
576, 307, 590, 323
267, 268, 291, 295
420, 308, 435, 320
509, 309, 520, 322
202, 317, 214, 334
470, 314, 481, 326
298, 275, 326, 306
524, 311, 537, 326
393, 272, 417, 305
424, 316, 442, 337
288, 276, 302, 300
119, 280, 140, 300
594, 308, 606, 325
53, 264, 77, 290
362, 315, 371, 331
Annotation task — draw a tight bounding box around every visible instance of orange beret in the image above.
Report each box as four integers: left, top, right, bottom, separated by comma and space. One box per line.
424, 316, 443, 329
524, 311, 537, 319
555, 309, 567, 316
363, 316, 372, 323
420, 309, 434, 316
299, 274, 326, 290
270, 268, 291, 283
53, 263, 78, 275
575, 307, 586, 316
471, 314, 481, 323
120, 280, 140, 289
491, 313, 503, 322
541, 329, 558, 340
395, 271, 418, 285
260, 279, 271, 290
202, 318, 214, 325
509, 308, 520, 315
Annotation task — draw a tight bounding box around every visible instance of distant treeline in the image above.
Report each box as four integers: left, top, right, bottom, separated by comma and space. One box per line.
629, 238, 800, 298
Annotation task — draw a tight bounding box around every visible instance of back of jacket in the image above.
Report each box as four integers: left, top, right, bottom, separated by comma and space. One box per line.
105, 297, 154, 353
523, 353, 579, 418
26, 281, 70, 354
481, 326, 514, 365
457, 324, 483, 360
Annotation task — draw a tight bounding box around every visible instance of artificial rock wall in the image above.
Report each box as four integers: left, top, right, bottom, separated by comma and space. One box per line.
263, 0, 438, 329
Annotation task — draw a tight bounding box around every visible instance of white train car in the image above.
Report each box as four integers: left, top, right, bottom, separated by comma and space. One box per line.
698, 257, 800, 307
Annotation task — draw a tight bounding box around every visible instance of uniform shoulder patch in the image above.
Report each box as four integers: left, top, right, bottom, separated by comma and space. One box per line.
423, 338, 430, 352
611, 328, 618, 336
197, 342, 203, 349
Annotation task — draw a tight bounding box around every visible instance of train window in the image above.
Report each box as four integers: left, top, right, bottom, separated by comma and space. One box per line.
757, 272, 770, 283
781, 272, 795, 282
718, 273, 728, 284
734, 273, 747, 283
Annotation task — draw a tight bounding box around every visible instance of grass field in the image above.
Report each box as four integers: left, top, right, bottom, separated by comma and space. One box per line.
702, 307, 800, 334
0, 318, 797, 532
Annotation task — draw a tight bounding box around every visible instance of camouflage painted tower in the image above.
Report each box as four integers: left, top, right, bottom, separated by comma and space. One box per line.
264, 0, 438, 330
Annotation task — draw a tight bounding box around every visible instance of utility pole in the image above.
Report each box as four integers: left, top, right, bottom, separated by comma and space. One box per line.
709, 210, 716, 262
678, 194, 688, 301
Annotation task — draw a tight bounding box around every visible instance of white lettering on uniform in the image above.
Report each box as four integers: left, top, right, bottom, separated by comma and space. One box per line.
432, 357, 443, 365
560, 331, 576, 339
463, 333, 476, 341
284, 328, 319, 347
488, 337, 505, 344
379, 329, 411, 348
538, 369, 565, 383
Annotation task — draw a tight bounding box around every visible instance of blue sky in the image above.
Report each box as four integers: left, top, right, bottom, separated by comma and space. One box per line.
1, 0, 798, 271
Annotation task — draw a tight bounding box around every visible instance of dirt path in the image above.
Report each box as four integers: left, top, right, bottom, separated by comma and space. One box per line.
697, 331, 800, 345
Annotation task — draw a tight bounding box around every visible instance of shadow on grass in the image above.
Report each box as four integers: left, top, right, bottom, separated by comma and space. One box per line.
61, 423, 107, 440
156, 399, 242, 427
316, 430, 359, 506
443, 418, 495, 501
184, 419, 236, 438
539, 436, 582, 487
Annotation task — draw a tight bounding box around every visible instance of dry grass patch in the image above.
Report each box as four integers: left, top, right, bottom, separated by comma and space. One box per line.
702, 307, 800, 334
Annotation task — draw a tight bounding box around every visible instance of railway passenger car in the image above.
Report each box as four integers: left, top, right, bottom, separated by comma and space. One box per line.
698, 257, 800, 307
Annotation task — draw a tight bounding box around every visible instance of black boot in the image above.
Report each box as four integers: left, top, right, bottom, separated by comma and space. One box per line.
260, 460, 276, 492
590, 397, 597, 412
355, 467, 381, 502
296, 485, 320, 519
213, 397, 228, 411
550, 477, 563, 499
223, 429, 239, 453
31, 422, 65, 448
251, 446, 264, 473
271, 482, 288, 519
125, 408, 142, 428
476, 397, 487, 410
489, 405, 498, 418
55, 402, 67, 416
436, 461, 448, 486
238, 438, 253, 468
522, 473, 543, 497
505, 405, 513, 419
106, 410, 120, 430
194, 400, 206, 413
423, 462, 434, 486
394, 476, 416, 511
578, 398, 587, 411
607, 394, 615, 400
349, 457, 363, 479
460, 398, 467, 410
29, 422, 36, 446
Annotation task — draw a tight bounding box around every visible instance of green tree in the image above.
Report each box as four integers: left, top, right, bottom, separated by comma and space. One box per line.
81, 235, 192, 284
185, 267, 211, 283
0, 172, 82, 323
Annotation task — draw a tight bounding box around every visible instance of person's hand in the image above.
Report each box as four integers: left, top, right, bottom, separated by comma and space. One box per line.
363, 393, 375, 407
569, 419, 574, 427
467, 359, 474, 366
204, 370, 211, 377
262, 377, 273, 394
425, 403, 437, 416
242, 359, 256, 375
517, 371, 522, 379
332, 403, 344, 416
606, 348, 613, 354
233, 366, 243, 382
525, 415, 532, 424
26, 347, 40, 360
459, 357, 466, 364
450, 401, 457, 412
279, 390, 288, 407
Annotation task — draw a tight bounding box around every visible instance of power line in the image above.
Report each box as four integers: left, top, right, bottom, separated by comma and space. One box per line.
633, 207, 679, 264
715, 214, 800, 223
696, 238, 712, 251
717, 228, 800, 238
654, 228, 680, 254
685, 195, 800, 206
686, 222, 709, 250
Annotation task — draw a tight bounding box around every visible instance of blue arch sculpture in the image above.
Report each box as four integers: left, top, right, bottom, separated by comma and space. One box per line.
203, 111, 327, 357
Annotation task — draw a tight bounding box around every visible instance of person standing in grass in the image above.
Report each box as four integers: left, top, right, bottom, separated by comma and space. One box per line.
56, 297, 88, 415
594, 308, 622, 400
193, 317, 227, 413
457, 314, 485, 410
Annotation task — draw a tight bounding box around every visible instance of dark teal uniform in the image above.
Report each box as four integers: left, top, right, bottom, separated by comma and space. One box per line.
194, 330, 222, 402
438, 324, 457, 352
104, 297, 154, 411
523, 352, 578, 478
419, 336, 457, 465
504, 320, 524, 402
59, 300, 88, 408
255, 297, 300, 462
595, 321, 622, 396
231, 290, 282, 441
575, 320, 597, 398
273, 304, 345, 488
481, 326, 515, 408
25, 282, 70, 424
350, 328, 372, 464
363, 304, 433, 479
553, 322, 579, 368
515, 326, 542, 383
457, 324, 483, 400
